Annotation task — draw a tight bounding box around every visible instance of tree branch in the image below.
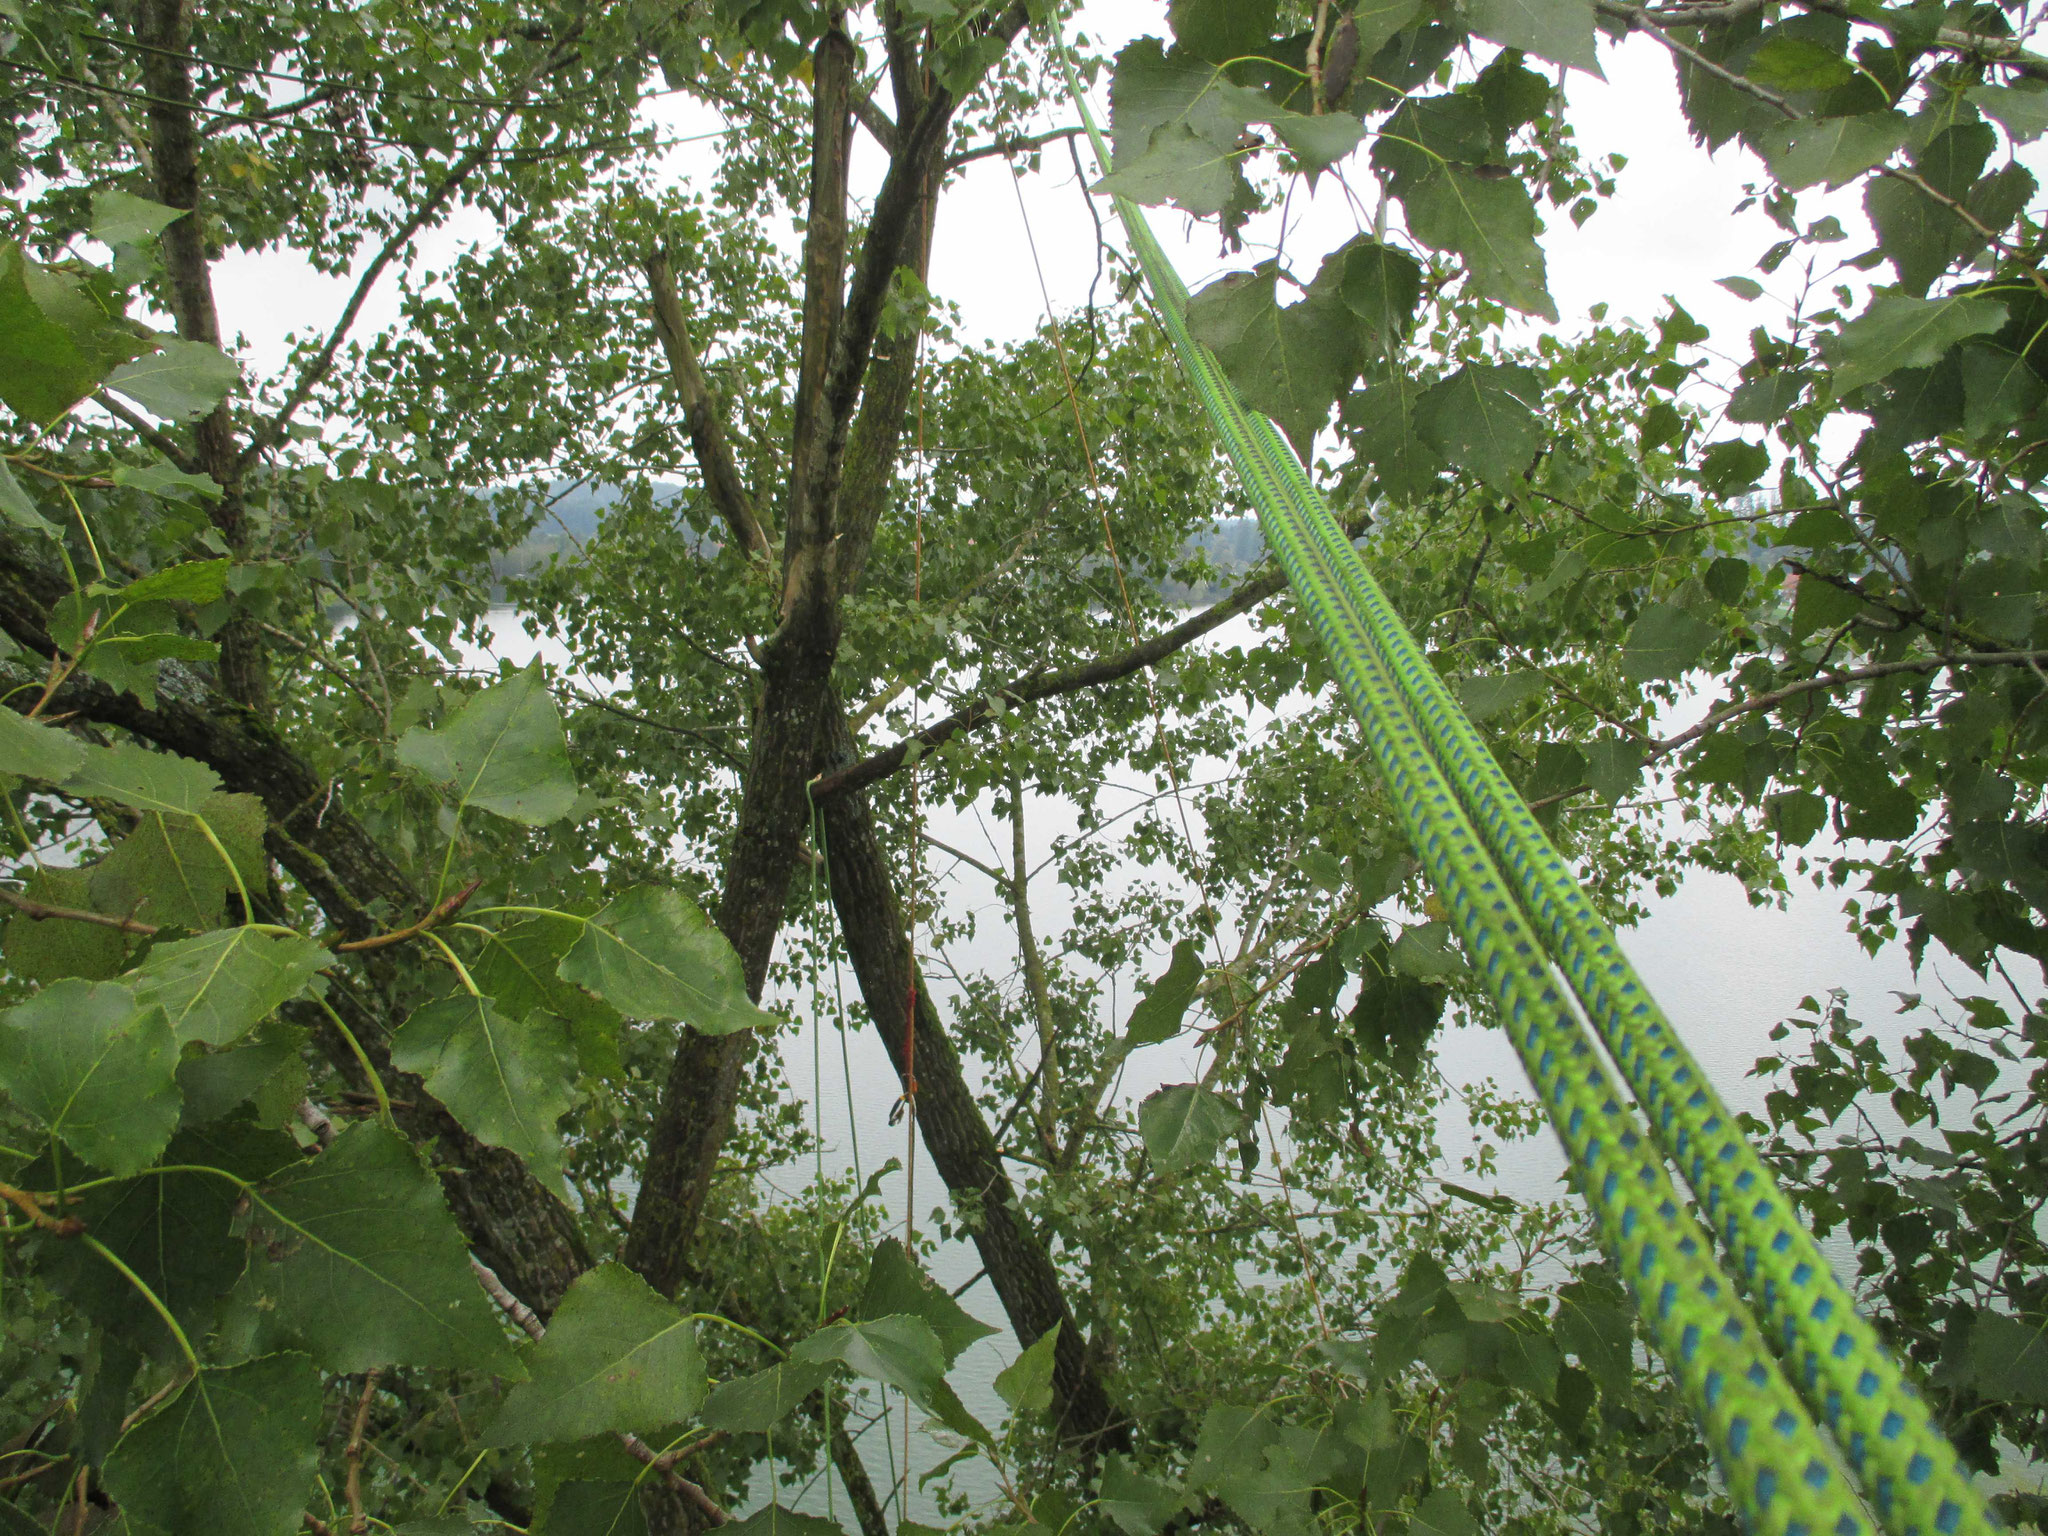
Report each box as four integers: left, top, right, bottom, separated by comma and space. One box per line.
946, 126, 1085, 170
0, 885, 159, 937
814, 531, 1332, 799
644, 246, 775, 562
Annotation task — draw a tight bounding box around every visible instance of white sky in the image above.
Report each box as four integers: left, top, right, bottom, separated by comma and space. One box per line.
205, 7, 1850, 419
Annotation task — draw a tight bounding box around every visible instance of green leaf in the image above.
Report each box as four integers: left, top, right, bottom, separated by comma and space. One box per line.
64, 740, 222, 815
396, 666, 578, 826
1102, 40, 1262, 226
1267, 109, 1366, 172
112, 458, 223, 502
860, 1236, 997, 1364
1396, 167, 1557, 322
0, 240, 150, 422
1620, 601, 1718, 681
1186, 265, 1358, 453
1754, 111, 1904, 190
1410, 1487, 1480, 1536
1960, 342, 2046, 439
43, 1121, 299, 1356
111, 557, 232, 607
488, 1263, 707, 1445
1718, 275, 1764, 301
1728, 371, 1814, 423
1698, 438, 1770, 495
473, 914, 625, 1079
1, 865, 137, 982
1139, 1083, 1237, 1173
104, 337, 241, 420
1457, 671, 1544, 723
993, 1322, 1060, 1415
1099, 1453, 1189, 1536
0, 707, 84, 781
0, 980, 178, 1176
1125, 938, 1205, 1047
0, 457, 57, 533
1583, 738, 1646, 803
791, 1315, 989, 1445
542, 1480, 651, 1536
391, 993, 578, 1200
700, 1356, 837, 1433
238, 1121, 520, 1373
103, 1353, 323, 1536
1746, 34, 1853, 91
1168, 0, 1278, 62
1464, 0, 1601, 74
129, 927, 329, 1046
1415, 364, 1545, 488
177, 1021, 310, 1126
1968, 84, 2048, 142
1823, 292, 2008, 394
559, 887, 776, 1034
723, 1508, 848, 1536
91, 190, 187, 247
1389, 922, 1466, 981
1307, 235, 1423, 358
88, 793, 266, 931
1344, 376, 1447, 498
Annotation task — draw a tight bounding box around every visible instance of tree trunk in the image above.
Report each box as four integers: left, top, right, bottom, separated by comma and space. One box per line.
818, 706, 1125, 1453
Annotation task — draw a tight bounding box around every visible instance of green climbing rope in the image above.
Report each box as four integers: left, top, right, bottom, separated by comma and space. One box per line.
1056, 46, 1992, 1536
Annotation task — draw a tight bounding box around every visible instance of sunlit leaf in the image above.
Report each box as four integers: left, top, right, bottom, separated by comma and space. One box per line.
105, 337, 241, 420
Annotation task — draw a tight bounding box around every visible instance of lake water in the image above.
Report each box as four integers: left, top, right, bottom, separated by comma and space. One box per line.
463, 607, 2003, 1522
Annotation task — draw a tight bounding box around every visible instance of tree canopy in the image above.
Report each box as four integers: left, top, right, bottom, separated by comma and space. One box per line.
1, 0, 2046, 1533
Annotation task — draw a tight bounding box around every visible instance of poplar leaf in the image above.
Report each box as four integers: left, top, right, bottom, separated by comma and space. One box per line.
0, 458, 57, 533
0, 240, 150, 421
1620, 602, 1718, 681
1415, 364, 1545, 488
64, 740, 222, 815
488, 1264, 707, 1445
105, 337, 241, 419
391, 993, 578, 1200
792, 1315, 990, 1445
90, 190, 186, 247
1754, 111, 1905, 190
724, 1509, 847, 1536
1823, 293, 2008, 394
1100, 1453, 1189, 1536
993, 1323, 1060, 1415
0, 980, 178, 1176
1465, 0, 1602, 74
396, 667, 578, 826
701, 1357, 837, 1433
860, 1237, 997, 1364
1139, 1083, 1238, 1173
129, 926, 329, 1046
559, 886, 775, 1034
1187, 265, 1358, 452
103, 1353, 323, 1536
239, 1121, 521, 1373
0, 708, 84, 782
1397, 168, 1557, 322
1124, 939, 1204, 1047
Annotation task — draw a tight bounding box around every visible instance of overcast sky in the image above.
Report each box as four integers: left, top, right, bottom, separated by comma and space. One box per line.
203, 7, 1873, 431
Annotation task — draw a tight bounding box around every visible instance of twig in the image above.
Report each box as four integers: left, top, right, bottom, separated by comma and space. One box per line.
0, 885, 159, 937
344, 1369, 381, 1533
295, 1099, 338, 1148
0, 1179, 82, 1234
332, 876, 483, 953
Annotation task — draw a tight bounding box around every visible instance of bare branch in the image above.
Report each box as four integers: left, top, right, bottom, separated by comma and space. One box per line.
0, 884, 159, 937
946, 125, 1085, 170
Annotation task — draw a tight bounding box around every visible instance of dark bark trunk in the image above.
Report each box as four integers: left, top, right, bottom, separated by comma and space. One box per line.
134, 0, 266, 711
817, 706, 1126, 1454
